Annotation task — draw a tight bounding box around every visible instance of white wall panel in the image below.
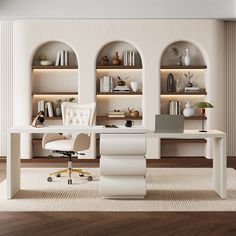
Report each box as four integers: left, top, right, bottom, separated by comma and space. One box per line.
11, 19, 225, 158
225, 22, 236, 156
0, 21, 13, 156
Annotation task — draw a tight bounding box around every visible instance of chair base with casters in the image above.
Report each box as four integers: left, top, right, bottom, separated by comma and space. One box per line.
46, 150, 93, 184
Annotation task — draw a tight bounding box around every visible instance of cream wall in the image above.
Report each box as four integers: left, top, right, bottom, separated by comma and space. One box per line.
12, 19, 225, 158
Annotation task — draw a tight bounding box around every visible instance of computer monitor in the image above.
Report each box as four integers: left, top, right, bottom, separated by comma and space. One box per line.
155, 114, 184, 133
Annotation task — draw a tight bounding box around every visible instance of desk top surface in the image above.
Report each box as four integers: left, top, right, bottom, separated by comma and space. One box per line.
9, 125, 146, 134
9, 125, 225, 137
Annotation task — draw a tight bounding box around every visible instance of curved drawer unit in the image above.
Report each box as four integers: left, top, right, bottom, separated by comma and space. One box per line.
99, 133, 147, 198
100, 155, 146, 176
100, 176, 146, 198
100, 134, 146, 155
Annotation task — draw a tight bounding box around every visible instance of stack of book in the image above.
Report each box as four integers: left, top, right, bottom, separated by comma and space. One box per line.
108, 111, 125, 118
100, 76, 113, 92
184, 87, 200, 92
113, 86, 130, 92
37, 100, 54, 117
123, 50, 136, 66
55, 50, 69, 66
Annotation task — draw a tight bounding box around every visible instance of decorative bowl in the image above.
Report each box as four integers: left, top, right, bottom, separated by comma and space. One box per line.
40, 60, 54, 66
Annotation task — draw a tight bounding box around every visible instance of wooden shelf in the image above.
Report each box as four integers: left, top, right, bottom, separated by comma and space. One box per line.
96, 92, 142, 95
96, 65, 142, 70
184, 116, 207, 120
32, 92, 78, 95
160, 65, 207, 69
96, 116, 142, 120
32, 139, 42, 143
32, 65, 78, 69
161, 138, 207, 144
32, 116, 62, 120
161, 89, 207, 95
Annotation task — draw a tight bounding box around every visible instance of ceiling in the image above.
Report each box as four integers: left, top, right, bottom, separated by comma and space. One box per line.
0, 0, 235, 19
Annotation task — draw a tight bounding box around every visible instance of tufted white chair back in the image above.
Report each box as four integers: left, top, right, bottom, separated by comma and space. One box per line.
61, 102, 96, 138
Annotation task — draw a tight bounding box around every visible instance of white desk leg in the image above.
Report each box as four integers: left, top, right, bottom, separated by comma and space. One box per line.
213, 136, 226, 199
7, 133, 20, 199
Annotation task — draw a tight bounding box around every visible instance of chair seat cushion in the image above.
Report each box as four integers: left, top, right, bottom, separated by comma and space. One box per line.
45, 139, 74, 151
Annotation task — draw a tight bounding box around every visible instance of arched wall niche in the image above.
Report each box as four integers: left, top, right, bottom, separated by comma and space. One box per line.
32, 41, 78, 66
159, 40, 209, 158
95, 40, 143, 128
160, 40, 205, 66
96, 41, 142, 66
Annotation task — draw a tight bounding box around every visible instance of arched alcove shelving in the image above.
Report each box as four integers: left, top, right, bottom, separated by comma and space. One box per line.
160, 41, 208, 157
31, 41, 78, 157
95, 41, 143, 126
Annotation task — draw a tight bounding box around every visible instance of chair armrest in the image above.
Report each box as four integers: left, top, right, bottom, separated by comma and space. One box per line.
42, 133, 65, 149
72, 133, 90, 152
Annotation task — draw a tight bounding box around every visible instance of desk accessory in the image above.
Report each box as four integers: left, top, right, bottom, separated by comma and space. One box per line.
125, 120, 134, 127
194, 102, 213, 132
32, 111, 45, 127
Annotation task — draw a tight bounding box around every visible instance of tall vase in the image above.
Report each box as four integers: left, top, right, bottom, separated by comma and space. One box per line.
184, 49, 190, 66
167, 73, 175, 92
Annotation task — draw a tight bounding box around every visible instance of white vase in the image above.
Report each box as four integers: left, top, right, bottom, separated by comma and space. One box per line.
184, 49, 190, 66
183, 101, 194, 117
175, 78, 182, 92
130, 81, 139, 92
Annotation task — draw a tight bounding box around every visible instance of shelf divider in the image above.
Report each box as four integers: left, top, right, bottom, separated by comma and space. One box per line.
96, 65, 142, 70
32, 65, 78, 69
160, 65, 207, 69
161, 138, 207, 144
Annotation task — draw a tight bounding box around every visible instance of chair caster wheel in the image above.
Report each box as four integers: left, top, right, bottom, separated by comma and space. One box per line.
56, 174, 61, 177
79, 174, 84, 177
87, 176, 93, 181
47, 177, 52, 182
68, 179, 72, 185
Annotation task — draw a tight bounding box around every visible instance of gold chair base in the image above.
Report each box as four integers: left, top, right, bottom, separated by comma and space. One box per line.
49, 169, 91, 177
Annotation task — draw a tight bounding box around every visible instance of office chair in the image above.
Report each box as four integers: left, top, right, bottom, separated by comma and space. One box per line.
42, 102, 96, 184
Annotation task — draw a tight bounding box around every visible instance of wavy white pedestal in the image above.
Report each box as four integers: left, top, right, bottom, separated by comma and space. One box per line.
100, 134, 146, 198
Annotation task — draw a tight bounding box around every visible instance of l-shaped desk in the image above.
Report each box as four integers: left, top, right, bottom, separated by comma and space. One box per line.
7, 126, 226, 199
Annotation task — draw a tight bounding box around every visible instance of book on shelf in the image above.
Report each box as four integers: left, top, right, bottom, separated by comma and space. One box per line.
37, 100, 45, 113
55, 50, 69, 66
100, 76, 113, 92
108, 111, 125, 115
60, 51, 64, 66
108, 111, 125, 117
184, 87, 200, 92
45, 102, 54, 117
108, 114, 125, 118
123, 50, 136, 66
113, 85, 130, 92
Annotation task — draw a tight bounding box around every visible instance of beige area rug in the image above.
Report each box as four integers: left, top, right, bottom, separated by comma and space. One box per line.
1, 168, 236, 211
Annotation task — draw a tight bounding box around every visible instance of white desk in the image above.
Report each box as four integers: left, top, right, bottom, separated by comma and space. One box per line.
7, 125, 146, 199
148, 129, 227, 199
7, 127, 226, 199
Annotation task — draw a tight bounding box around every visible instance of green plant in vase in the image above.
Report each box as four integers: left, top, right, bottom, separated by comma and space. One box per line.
55, 99, 62, 117
34, 54, 48, 65
172, 47, 184, 66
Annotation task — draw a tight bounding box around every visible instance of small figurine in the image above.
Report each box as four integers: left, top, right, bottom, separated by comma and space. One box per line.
112, 51, 121, 65
117, 76, 129, 86
128, 108, 139, 118
100, 56, 109, 65
185, 72, 193, 87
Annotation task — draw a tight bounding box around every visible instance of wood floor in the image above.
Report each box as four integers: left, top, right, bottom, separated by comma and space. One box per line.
1, 157, 236, 236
